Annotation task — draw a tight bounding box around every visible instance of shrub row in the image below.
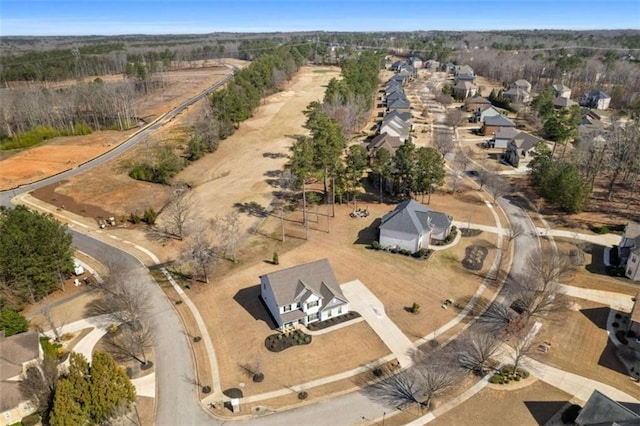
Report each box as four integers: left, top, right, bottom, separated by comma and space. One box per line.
1, 123, 92, 150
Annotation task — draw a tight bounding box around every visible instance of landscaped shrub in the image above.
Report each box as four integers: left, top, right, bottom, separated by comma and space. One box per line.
613, 322, 619, 328
272, 251, 279, 265
371, 241, 382, 250
298, 391, 308, 400
627, 330, 636, 338
615, 313, 622, 319
591, 225, 610, 234
561, 404, 581, 424
409, 302, 421, 314
489, 374, 503, 384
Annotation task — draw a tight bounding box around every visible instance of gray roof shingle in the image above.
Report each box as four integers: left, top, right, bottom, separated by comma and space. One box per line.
260, 259, 348, 309
574, 390, 640, 426
380, 200, 452, 236
484, 114, 516, 127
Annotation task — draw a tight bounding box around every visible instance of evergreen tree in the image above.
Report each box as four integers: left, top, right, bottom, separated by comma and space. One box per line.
0, 308, 29, 336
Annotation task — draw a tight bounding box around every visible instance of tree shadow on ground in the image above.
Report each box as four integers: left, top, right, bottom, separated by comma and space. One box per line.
262, 152, 287, 159
523, 401, 569, 425
598, 338, 630, 375
233, 285, 277, 329
234, 202, 269, 217
580, 306, 609, 330
453, 191, 485, 206
353, 218, 381, 246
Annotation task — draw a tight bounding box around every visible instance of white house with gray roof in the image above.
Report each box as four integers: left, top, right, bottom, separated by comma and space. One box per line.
379, 200, 453, 252
260, 259, 349, 329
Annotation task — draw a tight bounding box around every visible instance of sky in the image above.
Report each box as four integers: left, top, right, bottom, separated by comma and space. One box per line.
1, 0, 639, 36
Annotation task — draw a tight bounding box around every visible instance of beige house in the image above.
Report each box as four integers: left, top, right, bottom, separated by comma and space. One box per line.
0, 332, 42, 426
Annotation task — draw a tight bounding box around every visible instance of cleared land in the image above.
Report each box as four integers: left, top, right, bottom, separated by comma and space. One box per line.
0, 64, 236, 190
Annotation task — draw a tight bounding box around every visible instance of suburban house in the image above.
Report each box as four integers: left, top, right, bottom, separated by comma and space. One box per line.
552, 83, 571, 99
580, 89, 611, 110
454, 73, 475, 84
574, 390, 640, 426
476, 105, 503, 122
453, 81, 478, 100
424, 59, 440, 70
408, 56, 423, 69
465, 96, 491, 112
0, 332, 42, 425
260, 259, 349, 329
387, 97, 411, 112
481, 114, 516, 136
502, 132, 544, 167
381, 112, 412, 131
454, 64, 474, 77
441, 62, 456, 74
367, 132, 403, 158
383, 109, 412, 123
492, 126, 520, 149
512, 79, 532, 93
379, 117, 410, 142
389, 73, 410, 86
379, 199, 453, 252
384, 90, 408, 106
605, 222, 640, 281
503, 87, 531, 104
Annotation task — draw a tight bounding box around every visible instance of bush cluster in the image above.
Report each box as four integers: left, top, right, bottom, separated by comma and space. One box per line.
1, 123, 92, 151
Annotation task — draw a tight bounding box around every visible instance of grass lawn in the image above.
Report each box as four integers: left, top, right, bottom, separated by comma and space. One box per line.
533, 298, 640, 400
429, 381, 571, 426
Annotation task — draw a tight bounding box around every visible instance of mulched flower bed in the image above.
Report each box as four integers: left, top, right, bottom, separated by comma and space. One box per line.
265, 329, 312, 352
306, 311, 361, 331
460, 228, 483, 237
462, 245, 488, 270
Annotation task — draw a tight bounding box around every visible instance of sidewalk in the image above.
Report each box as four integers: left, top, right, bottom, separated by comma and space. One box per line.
560, 284, 635, 311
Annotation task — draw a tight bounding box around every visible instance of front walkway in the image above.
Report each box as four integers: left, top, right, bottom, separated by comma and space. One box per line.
342, 280, 415, 368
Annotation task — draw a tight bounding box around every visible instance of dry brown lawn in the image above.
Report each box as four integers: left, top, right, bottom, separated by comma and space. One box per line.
429, 381, 571, 426
533, 298, 640, 400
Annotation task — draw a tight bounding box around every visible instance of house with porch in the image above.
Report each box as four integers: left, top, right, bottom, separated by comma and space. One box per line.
260, 259, 349, 329
379, 199, 453, 252
453, 81, 478, 100
0, 332, 42, 426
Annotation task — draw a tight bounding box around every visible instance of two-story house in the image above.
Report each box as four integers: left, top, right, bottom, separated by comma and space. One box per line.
260, 259, 349, 329
605, 222, 640, 281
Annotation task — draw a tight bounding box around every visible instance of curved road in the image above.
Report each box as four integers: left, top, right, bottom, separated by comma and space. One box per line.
0, 70, 234, 425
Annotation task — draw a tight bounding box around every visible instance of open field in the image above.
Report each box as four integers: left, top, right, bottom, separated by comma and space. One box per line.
429, 381, 572, 426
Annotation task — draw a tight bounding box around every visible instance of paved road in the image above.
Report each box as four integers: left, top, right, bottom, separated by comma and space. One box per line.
72, 232, 213, 425
0, 72, 234, 425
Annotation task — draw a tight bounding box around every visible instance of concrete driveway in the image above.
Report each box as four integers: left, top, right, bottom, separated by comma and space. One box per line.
342, 280, 414, 368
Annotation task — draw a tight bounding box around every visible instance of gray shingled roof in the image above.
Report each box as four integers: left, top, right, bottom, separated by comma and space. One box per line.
587, 89, 611, 99
574, 390, 640, 426
0, 332, 40, 381
260, 259, 348, 309
380, 200, 452, 236
367, 133, 403, 156
512, 132, 543, 152
484, 114, 516, 127
388, 98, 411, 109
494, 126, 520, 141
385, 110, 412, 122
554, 96, 577, 107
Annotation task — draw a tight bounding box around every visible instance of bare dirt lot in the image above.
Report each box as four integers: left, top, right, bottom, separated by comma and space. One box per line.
0, 64, 238, 190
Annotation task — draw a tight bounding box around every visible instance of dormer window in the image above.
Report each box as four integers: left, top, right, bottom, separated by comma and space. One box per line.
307, 300, 319, 309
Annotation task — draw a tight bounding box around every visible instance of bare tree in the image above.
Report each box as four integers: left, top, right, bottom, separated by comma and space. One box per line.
19, 356, 59, 415
164, 185, 195, 241
507, 329, 537, 373
106, 321, 155, 366
453, 147, 474, 174
40, 297, 66, 342
486, 173, 512, 204
435, 93, 453, 107
212, 211, 241, 262
182, 230, 218, 284
419, 361, 458, 411
368, 368, 425, 411
475, 168, 493, 190
433, 131, 455, 158
458, 331, 501, 375
478, 301, 516, 333
445, 108, 465, 129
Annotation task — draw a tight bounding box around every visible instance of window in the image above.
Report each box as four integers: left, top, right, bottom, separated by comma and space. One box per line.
327, 310, 332, 318
307, 313, 319, 322
337, 307, 343, 314
307, 300, 319, 309
283, 304, 292, 313
632, 256, 637, 264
